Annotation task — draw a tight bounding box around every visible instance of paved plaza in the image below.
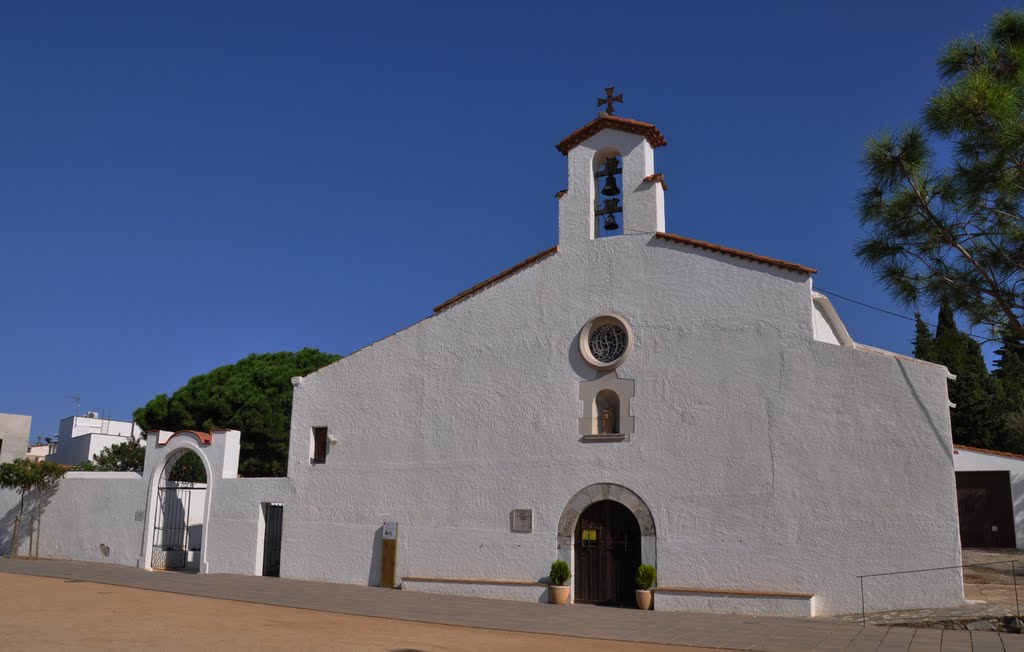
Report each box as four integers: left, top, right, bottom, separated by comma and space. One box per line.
3, 557, 1024, 651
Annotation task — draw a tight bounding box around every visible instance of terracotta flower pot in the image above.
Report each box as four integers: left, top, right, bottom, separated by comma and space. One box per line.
549, 584, 571, 605
635, 589, 653, 610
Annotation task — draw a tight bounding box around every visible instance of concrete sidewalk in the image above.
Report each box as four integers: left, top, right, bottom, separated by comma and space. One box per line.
2, 558, 1023, 651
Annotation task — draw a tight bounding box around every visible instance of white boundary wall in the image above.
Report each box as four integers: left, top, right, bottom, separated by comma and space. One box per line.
0, 471, 145, 564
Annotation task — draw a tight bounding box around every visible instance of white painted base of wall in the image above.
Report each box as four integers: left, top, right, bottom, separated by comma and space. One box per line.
653, 588, 816, 617
400, 577, 550, 603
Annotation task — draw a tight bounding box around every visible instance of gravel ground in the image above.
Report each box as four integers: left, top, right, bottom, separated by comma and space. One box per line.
0, 573, 716, 651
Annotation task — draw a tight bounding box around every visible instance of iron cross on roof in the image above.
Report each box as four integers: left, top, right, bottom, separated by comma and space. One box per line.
597, 87, 623, 115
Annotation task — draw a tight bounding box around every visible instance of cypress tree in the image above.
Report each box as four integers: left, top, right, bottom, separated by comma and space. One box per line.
917, 303, 999, 448
913, 313, 933, 360
993, 331, 1024, 453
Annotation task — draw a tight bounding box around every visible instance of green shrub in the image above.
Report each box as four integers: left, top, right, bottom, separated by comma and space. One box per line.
550, 560, 570, 586
636, 564, 656, 590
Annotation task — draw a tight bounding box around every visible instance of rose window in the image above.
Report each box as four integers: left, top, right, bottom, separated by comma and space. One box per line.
588, 324, 628, 363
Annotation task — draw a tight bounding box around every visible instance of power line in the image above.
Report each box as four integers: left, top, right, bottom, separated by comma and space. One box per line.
816, 286, 993, 344
816, 287, 930, 326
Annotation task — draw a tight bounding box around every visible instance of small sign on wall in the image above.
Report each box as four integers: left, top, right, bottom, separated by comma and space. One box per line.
134, 510, 145, 522
511, 509, 532, 533
383, 521, 398, 540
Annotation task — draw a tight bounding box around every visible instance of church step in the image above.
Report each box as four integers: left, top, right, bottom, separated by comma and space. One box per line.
653, 586, 816, 617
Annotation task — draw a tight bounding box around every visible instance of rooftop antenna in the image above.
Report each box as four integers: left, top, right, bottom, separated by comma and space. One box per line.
65, 394, 81, 416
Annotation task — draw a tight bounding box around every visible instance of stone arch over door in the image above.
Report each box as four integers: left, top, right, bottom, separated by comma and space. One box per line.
140, 433, 215, 573
556, 483, 656, 603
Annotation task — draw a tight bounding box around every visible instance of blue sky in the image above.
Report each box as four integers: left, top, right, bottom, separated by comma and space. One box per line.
1, 1, 1017, 439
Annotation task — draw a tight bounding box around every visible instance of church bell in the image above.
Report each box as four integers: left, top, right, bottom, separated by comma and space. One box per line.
603, 214, 619, 231
601, 174, 620, 197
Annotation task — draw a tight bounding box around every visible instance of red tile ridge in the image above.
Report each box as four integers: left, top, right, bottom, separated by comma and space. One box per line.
954, 444, 1024, 461
163, 430, 214, 446
644, 173, 667, 191
434, 246, 558, 313
556, 114, 667, 155
655, 232, 816, 275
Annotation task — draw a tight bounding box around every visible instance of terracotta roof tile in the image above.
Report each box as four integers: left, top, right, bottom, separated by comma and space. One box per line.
655, 232, 816, 275
644, 173, 667, 190
954, 444, 1024, 461
162, 430, 214, 446
556, 115, 667, 155
434, 246, 558, 313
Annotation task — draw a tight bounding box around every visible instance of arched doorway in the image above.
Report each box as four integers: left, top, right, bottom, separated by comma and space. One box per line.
148, 446, 209, 572
574, 500, 641, 605
556, 483, 656, 606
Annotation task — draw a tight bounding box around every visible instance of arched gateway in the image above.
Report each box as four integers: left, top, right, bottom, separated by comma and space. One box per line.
557, 483, 656, 605
139, 430, 218, 573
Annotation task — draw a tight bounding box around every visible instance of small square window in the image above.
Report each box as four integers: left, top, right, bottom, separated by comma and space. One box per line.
311, 427, 328, 464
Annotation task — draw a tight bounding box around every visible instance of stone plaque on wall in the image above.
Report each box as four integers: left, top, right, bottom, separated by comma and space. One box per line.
511, 509, 532, 533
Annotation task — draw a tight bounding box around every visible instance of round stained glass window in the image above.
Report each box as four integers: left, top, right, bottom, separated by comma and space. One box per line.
589, 324, 628, 363
579, 314, 634, 369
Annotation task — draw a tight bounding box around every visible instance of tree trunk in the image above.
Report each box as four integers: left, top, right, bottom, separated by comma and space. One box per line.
9, 492, 25, 557
26, 515, 33, 559
34, 487, 42, 558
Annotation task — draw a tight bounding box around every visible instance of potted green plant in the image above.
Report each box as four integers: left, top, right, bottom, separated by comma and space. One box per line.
548, 560, 571, 605
635, 564, 656, 610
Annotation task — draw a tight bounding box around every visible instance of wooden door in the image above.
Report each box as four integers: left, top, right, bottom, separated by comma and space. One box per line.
956, 471, 1016, 548
574, 500, 641, 605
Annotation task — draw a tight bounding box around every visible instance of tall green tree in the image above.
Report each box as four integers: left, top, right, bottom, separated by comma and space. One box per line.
0, 459, 37, 556
90, 436, 146, 472
913, 313, 933, 359
857, 10, 1024, 339
0, 459, 67, 557
134, 348, 340, 477
992, 330, 1024, 452
915, 304, 1000, 448
29, 461, 67, 558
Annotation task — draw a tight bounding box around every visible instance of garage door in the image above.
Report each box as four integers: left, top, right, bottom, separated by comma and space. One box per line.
956, 471, 1016, 548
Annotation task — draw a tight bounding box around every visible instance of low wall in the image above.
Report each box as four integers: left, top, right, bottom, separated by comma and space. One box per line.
653, 587, 816, 617
0, 472, 146, 565
203, 477, 291, 576
401, 577, 550, 603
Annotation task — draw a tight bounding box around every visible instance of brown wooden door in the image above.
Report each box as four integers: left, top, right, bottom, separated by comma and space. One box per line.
574, 500, 641, 605
956, 471, 1016, 548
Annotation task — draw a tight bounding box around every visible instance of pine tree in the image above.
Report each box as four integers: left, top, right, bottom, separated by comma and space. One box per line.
856, 10, 1024, 339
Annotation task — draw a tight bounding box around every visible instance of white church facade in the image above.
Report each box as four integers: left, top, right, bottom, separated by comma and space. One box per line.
0, 100, 966, 617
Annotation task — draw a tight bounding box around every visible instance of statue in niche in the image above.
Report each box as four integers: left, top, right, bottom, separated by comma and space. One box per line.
595, 390, 619, 434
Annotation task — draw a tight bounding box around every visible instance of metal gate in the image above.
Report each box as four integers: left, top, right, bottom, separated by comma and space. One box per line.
152, 485, 205, 570
262, 503, 284, 577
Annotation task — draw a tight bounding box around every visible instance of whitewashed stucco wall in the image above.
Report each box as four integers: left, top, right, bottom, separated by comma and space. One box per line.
0, 433, 293, 577
284, 230, 963, 616
204, 477, 291, 576
953, 447, 1024, 549
0, 472, 145, 565
0, 413, 31, 464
